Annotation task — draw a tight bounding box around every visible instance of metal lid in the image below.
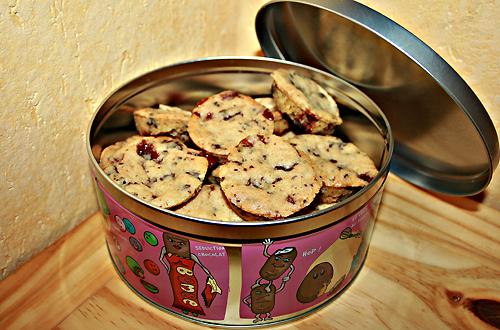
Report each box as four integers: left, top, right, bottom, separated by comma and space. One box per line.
256, 0, 499, 195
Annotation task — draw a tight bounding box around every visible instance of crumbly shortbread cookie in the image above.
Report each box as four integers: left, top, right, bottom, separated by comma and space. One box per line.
99, 135, 208, 209
218, 135, 321, 219
271, 69, 342, 134
255, 97, 290, 135
133, 105, 191, 142
287, 134, 378, 203
188, 91, 274, 156
175, 184, 243, 222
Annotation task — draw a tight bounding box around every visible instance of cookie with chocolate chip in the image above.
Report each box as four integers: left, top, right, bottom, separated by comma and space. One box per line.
255, 97, 290, 135
99, 135, 208, 209
218, 135, 321, 219
188, 91, 274, 156
133, 105, 191, 142
271, 69, 342, 134
287, 134, 378, 203
175, 184, 243, 222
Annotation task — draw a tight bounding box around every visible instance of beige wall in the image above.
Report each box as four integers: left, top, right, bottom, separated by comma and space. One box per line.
1, 0, 498, 279
0, 0, 267, 279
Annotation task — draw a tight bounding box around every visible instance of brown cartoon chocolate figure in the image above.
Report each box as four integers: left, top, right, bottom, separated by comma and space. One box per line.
163, 234, 191, 258
254, 239, 297, 291
296, 262, 334, 303
243, 239, 297, 323
159, 233, 221, 317
243, 284, 277, 323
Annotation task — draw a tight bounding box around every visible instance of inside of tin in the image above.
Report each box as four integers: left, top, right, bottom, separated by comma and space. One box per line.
89, 58, 392, 229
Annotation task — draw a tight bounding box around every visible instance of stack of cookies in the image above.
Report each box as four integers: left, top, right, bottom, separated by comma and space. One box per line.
99, 69, 378, 221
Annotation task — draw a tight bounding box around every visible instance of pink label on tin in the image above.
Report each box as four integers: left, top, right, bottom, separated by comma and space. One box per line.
239, 204, 374, 323
97, 183, 229, 320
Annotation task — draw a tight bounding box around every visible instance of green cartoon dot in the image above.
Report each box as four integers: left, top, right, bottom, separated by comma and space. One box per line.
144, 231, 158, 246
123, 218, 136, 234
140, 279, 159, 294
126, 256, 144, 278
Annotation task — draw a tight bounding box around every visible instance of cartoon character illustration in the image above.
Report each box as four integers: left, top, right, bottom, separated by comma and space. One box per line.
254, 239, 297, 291
242, 284, 277, 323
296, 262, 334, 303
243, 239, 297, 323
297, 226, 362, 302
159, 233, 221, 317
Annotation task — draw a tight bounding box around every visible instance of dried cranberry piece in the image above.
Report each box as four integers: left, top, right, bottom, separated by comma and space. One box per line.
195, 97, 209, 107
136, 140, 160, 160
220, 91, 239, 100
240, 138, 254, 148
262, 109, 274, 121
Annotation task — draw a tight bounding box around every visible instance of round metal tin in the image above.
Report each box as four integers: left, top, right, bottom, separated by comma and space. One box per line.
87, 57, 392, 326
256, 0, 499, 195
87, 57, 392, 242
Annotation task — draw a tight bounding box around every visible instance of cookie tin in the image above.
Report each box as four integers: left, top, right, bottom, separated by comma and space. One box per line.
87, 57, 392, 326
256, 0, 499, 196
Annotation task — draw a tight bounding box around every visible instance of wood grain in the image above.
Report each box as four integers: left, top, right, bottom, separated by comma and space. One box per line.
0, 214, 115, 329
1, 174, 499, 329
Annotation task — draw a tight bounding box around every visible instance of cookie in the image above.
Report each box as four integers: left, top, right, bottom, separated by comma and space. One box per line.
133, 105, 191, 142
188, 91, 274, 156
255, 97, 290, 135
175, 184, 243, 222
218, 135, 321, 219
271, 69, 342, 134
99, 135, 208, 209
287, 134, 378, 203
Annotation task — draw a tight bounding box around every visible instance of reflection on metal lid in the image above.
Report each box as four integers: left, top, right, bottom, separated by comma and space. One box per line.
256, 0, 499, 195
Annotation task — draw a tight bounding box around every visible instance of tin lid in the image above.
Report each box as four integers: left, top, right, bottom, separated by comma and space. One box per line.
256, 0, 499, 195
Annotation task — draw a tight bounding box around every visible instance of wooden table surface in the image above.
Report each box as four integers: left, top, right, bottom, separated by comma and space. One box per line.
1, 174, 499, 329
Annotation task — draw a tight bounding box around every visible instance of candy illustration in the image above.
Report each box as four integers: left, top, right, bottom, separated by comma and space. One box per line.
126, 256, 144, 278
129, 237, 143, 252
159, 233, 222, 317
144, 259, 160, 275
144, 231, 158, 246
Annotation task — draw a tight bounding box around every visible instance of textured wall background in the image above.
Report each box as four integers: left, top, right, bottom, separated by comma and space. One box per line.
0, 0, 498, 279
0, 0, 267, 279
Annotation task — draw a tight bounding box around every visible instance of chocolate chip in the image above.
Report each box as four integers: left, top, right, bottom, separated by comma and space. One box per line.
146, 117, 157, 128
358, 173, 373, 182
223, 111, 242, 121
272, 177, 283, 184
274, 163, 297, 172
257, 135, 267, 144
